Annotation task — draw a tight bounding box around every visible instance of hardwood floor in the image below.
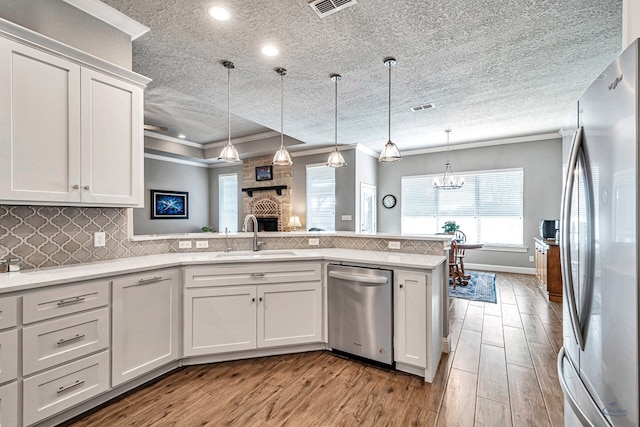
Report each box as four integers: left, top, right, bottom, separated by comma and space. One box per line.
67, 273, 563, 427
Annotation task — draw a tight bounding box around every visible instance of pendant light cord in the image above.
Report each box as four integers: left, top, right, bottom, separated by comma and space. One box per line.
387, 63, 391, 142
227, 66, 231, 144
280, 72, 284, 148
335, 76, 338, 148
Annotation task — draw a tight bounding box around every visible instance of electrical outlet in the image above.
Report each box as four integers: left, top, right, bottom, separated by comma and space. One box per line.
529, 255, 534, 262
388, 241, 401, 250
179, 240, 192, 249
196, 241, 209, 249
341, 215, 352, 221
94, 232, 106, 247
308, 238, 320, 246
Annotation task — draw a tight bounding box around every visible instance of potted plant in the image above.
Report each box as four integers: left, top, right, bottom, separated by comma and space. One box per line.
201, 226, 213, 233
442, 221, 459, 234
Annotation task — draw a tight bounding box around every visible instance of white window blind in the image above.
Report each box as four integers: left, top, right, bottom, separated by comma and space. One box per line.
306, 164, 335, 231
218, 173, 238, 232
401, 168, 524, 246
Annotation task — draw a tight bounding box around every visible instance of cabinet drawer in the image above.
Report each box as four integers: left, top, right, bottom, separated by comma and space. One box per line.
23, 308, 109, 375
23, 280, 109, 324
0, 297, 17, 330
23, 351, 109, 426
0, 381, 18, 427
185, 262, 321, 288
0, 330, 18, 384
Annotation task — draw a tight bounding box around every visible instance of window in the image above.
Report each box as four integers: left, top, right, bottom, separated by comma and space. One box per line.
401, 168, 524, 246
218, 173, 238, 232
306, 164, 335, 231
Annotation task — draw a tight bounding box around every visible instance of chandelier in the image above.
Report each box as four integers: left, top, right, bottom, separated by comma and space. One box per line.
433, 129, 464, 190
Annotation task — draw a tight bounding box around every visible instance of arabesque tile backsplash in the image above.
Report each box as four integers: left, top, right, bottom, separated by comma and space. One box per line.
0, 205, 445, 270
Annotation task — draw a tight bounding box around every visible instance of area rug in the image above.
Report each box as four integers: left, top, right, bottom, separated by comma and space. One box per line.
449, 271, 497, 303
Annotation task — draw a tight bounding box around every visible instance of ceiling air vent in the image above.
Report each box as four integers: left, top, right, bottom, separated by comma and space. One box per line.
309, 0, 357, 18
410, 103, 435, 112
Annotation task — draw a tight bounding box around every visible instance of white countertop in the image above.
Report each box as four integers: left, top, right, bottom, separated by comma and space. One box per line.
0, 249, 446, 294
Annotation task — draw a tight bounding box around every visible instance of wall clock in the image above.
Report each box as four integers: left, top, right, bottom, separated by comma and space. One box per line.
382, 194, 397, 209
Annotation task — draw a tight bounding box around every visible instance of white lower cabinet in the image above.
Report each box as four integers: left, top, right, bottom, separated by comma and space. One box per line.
23, 351, 110, 426
111, 269, 180, 387
184, 269, 323, 357
394, 271, 427, 368
0, 329, 18, 385
257, 283, 322, 348
0, 381, 18, 427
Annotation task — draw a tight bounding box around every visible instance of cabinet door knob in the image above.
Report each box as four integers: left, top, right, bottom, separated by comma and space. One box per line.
83, 185, 90, 190
72, 184, 79, 189
259, 297, 263, 302
399, 284, 403, 288
252, 298, 255, 302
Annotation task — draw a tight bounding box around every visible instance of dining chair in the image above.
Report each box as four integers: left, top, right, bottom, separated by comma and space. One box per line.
449, 240, 464, 288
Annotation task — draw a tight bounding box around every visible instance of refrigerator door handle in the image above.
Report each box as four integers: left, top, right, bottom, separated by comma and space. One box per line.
560, 126, 586, 350
558, 347, 611, 427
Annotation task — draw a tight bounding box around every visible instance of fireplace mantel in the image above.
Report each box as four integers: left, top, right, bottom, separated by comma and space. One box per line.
242, 185, 288, 197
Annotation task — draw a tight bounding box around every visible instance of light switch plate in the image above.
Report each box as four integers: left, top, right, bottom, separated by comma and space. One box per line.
196, 241, 209, 249
308, 238, 320, 246
179, 240, 192, 249
529, 255, 534, 262
341, 215, 352, 221
94, 232, 106, 247
388, 241, 401, 250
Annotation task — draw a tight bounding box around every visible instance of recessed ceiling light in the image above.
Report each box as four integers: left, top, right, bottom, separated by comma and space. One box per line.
261, 45, 279, 57
208, 6, 230, 21
178, 134, 186, 139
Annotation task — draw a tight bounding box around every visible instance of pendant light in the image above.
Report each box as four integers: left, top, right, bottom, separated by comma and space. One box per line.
327, 73, 347, 168
433, 129, 465, 190
378, 57, 401, 162
273, 67, 293, 166
217, 61, 241, 163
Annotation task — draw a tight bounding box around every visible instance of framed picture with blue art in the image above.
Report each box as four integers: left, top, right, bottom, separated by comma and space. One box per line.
150, 190, 189, 219
255, 165, 273, 181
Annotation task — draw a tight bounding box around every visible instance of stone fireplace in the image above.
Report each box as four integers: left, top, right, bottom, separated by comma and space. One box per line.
242, 155, 293, 232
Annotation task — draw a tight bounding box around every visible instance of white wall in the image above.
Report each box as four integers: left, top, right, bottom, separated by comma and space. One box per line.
377, 138, 563, 269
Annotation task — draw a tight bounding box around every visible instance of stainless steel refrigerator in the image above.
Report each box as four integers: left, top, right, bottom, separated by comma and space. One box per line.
558, 39, 638, 426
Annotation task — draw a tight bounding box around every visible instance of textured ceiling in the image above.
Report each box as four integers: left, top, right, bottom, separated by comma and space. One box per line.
102, 0, 622, 154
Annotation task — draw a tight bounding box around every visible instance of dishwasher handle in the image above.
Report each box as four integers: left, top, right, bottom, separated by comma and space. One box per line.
328, 270, 389, 285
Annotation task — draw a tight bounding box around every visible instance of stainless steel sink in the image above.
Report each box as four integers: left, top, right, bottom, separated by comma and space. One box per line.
215, 250, 297, 258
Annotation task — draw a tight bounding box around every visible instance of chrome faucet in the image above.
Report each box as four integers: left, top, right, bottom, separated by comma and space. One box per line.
224, 227, 231, 252
243, 214, 263, 251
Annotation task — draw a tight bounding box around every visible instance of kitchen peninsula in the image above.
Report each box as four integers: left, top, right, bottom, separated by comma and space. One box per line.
0, 239, 447, 427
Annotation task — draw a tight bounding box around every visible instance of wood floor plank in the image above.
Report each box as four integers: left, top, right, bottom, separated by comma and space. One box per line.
504, 326, 533, 367
502, 303, 523, 328
463, 304, 485, 332
528, 342, 562, 397
521, 313, 552, 345
541, 320, 563, 353
435, 368, 478, 427
483, 299, 502, 317
452, 329, 482, 374
448, 317, 464, 353
498, 285, 517, 305
477, 344, 509, 404
475, 397, 512, 427
449, 298, 469, 320
481, 314, 504, 347
515, 294, 538, 315
507, 363, 551, 427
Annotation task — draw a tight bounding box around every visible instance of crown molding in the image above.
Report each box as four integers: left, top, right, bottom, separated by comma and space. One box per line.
203, 131, 281, 149
290, 144, 355, 158
144, 131, 204, 148
144, 153, 209, 168
62, 0, 149, 40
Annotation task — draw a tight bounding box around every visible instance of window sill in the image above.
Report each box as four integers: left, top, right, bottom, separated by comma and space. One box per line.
478, 245, 528, 253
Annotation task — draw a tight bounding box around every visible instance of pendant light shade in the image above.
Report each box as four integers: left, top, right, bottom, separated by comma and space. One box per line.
273, 67, 293, 166
218, 61, 241, 163
327, 74, 347, 168
433, 129, 465, 190
378, 57, 401, 162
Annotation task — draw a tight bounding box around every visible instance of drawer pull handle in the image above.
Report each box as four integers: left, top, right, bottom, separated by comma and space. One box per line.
57, 296, 86, 307
250, 273, 265, 277
57, 334, 86, 345
138, 276, 166, 284
57, 379, 85, 394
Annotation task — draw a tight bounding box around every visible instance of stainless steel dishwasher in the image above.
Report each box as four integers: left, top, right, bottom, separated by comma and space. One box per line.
327, 264, 393, 366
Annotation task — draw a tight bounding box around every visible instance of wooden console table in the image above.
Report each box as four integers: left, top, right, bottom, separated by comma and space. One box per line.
534, 238, 562, 302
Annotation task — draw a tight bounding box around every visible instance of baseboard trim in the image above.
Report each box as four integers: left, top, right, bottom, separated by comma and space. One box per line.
442, 335, 451, 354
181, 343, 327, 366
464, 263, 535, 275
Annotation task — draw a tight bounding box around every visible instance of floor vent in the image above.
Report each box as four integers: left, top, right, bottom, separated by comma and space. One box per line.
410, 103, 435, 112
309, 0, 357, 18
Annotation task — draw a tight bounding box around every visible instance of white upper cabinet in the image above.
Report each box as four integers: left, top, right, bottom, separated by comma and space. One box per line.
0, 36, 146, 207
